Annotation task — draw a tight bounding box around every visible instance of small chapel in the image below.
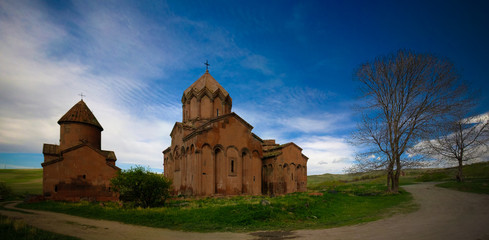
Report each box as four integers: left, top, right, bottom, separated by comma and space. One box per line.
163, 70, 308, 196
42, 99, 119, 201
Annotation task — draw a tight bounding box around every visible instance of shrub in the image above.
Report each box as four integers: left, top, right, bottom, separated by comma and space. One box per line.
0, 182, 13, 200
111, 166, 171, 208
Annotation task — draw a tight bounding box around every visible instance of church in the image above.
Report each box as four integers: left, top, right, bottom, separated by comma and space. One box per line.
42, 100, 119, 201
163, 70, 308, 196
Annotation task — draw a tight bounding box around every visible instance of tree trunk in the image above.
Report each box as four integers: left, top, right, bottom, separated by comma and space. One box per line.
386, 159, 395, 192
456, 159, 464, 182
392, 169, 400, 193
387, 170, 392, 191
391, 156, 401, 193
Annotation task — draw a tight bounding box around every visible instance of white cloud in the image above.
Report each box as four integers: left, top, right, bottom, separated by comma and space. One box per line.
292, 135, 355, 175
0, 1, 177, 171
0, 1, 357, 176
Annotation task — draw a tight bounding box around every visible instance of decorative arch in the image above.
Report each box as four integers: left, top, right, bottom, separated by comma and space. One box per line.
241, 148, 250, 155
290, 163, 296, 181
200, 143, 211, 150
241, 148, 252, 194
214, 146, 225, 194
173, 145, 179, 157
174, 147, 180, 171
181, 146, 186, 156
213, 144, 224, 154
201, 144, 213, 195
200, 94, 213, 119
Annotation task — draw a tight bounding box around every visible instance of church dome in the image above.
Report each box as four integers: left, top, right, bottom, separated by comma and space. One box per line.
58, 100, 103, 131
181, 70, 232, 124
182, 70, 230, 101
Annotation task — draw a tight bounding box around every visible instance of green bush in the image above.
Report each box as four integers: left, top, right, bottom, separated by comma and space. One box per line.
111, 166, 171, 208
0, 182, 13, 200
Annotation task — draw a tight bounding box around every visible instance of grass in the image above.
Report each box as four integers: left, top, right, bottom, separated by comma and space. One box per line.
18, 183, 414, 232
1, 169, 415, 232
0, 169, 43, 196
308, 169, 425, 189
0, 215, 79, 240
414, 161, 489, 195
436, 179, 489, 195
308, 161, 489, 196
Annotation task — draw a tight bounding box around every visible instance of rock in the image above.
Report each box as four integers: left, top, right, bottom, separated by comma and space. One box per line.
260, 199, 271, 206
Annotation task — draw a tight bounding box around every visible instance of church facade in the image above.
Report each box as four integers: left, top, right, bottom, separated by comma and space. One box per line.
163, 70, 308, 196
42, 100, 119, 201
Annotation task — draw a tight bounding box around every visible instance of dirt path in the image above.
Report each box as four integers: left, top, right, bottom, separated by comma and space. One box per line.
1, 182, 489, 240
295, 182, 489, 240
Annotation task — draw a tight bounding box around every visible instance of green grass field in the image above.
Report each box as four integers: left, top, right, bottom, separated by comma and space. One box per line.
2, 162, 488, 232
18, 185, 414, 232
0, 169, 42, 196
308, 161, 489, 195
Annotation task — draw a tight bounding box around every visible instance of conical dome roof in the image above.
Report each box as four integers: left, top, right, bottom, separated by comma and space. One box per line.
58, 100, 103, 131
183, 70, 229, 97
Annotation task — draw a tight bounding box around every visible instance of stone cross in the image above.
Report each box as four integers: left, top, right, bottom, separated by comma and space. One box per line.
79, 92, 85, 100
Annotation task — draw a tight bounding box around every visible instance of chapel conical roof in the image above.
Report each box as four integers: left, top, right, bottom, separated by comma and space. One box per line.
183, 70, 229, 97
57, 100, 103, 131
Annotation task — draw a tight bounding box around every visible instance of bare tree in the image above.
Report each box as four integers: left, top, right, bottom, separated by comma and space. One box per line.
420, 112, 489, 182
350, 49, 467, 193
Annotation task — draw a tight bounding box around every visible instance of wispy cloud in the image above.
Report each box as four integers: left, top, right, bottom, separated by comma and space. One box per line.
0, 0, 359, 175
240, 54, 274, 75
0, 1, 177, 170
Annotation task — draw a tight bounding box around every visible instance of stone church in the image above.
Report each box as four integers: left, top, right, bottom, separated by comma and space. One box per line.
163, 70, 308, 196
42, 100, 119, 201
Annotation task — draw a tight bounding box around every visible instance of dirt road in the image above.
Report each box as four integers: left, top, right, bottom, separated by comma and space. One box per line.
1, 182, 489, 240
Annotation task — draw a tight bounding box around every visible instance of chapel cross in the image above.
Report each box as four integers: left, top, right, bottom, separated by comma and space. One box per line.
204, 60, 210, 71
79, 92, 85, 100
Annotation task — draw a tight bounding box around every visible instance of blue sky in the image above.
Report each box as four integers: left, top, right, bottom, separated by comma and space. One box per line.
1, 0, 488, 175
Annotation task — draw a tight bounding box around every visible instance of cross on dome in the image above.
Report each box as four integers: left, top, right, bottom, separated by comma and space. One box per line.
204, 60, 210, 71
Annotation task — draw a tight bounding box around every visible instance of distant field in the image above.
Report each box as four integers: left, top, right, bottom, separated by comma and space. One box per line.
308, 161, 489, 194
1, 162, 488, 197
307, 169, 428, 189
0, 169, 42, 195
